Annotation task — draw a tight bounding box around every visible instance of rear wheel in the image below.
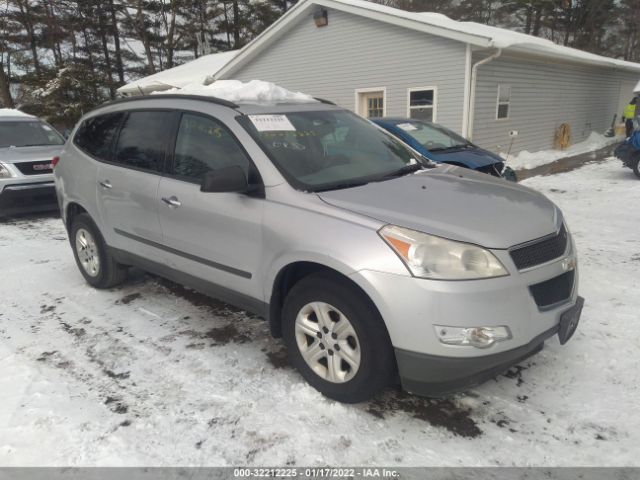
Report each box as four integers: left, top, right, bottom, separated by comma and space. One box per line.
282, 272, 396, 403
70, 213, 128, 288
633, 158, 640, 179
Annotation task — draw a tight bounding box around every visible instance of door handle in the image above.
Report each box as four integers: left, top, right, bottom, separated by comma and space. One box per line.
161, 196, 182, 208
99, 180, 112, 189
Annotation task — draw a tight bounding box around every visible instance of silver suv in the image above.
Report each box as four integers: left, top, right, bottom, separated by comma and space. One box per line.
0, 110, 64, 217
54, 94, 583, 402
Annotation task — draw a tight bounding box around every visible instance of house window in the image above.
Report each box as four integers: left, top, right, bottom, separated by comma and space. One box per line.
408, 88, 436, 122
367, 96, 384, 118
497, 85, 511, 120
356, 89, 386, 118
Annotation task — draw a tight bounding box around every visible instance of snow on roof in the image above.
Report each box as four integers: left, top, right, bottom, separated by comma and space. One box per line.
337, 0, 640, 71
117, 50, 240, 95
152, 79, 318, 105
0, 108, 35, 118
217, 0, 640, 78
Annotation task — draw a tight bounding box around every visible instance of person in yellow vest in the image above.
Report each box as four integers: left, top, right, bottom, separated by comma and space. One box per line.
623, 97, 637, 137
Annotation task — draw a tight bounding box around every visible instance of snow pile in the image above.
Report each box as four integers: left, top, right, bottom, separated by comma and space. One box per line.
504, 132, 621, 170
118, 50, 239, 95
153, 79, 318, 105
0, 109, 34, 118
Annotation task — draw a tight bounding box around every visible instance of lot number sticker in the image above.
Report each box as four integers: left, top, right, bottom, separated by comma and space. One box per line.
249, 114, 296, 132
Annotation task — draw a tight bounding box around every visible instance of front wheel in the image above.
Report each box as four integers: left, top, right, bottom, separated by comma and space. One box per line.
282, 272, 396, 403
633, 158, 640, 179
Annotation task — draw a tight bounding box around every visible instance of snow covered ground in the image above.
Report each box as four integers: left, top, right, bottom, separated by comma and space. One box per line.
504, 133, 622, 170
0, 159, 639, 467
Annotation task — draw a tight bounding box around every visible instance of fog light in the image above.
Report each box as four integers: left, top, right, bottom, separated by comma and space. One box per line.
434, 325, 512, 348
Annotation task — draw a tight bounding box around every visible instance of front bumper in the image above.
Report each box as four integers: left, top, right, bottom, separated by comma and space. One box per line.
395, 296, 583, 396
0, 181, 58, 217
350, 241, 581, 396
395, 325, 554, 396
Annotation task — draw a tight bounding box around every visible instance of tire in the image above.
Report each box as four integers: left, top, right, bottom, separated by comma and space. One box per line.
70, 213, 128, 289
633, 158, 640, 179
282, 272, 396, 403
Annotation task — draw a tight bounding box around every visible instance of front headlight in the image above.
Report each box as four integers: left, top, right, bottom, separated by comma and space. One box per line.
0, 162, 14, 178
379, 225, 508, 280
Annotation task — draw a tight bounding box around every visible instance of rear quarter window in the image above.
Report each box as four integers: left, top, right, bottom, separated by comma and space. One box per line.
74, 112, 125, 161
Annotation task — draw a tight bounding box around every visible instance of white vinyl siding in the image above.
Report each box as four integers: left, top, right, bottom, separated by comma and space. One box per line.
472, 53, 640, 153
224, 8, 467, 134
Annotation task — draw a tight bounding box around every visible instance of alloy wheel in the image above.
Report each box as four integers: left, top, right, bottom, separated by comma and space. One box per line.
294, 301, 361, 383
75, 228, 100, 277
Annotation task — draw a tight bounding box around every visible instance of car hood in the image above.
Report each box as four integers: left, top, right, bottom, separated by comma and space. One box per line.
430, 147, 502, 169
317, 165, 561, 249
0, 145, 63, 163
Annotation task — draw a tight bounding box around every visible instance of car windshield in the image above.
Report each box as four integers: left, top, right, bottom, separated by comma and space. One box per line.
241, 110, 421, 191
394, 120, 469, 151
0, 120, 65, 148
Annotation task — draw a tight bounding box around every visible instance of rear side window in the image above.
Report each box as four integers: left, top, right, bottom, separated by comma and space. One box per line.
74, 113, 124, 161
171, 113, 250, 181
114, 111, 175, 172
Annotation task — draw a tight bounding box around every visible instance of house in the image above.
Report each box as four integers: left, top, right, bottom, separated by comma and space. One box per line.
211, 0, 640, 154
117, 50, 239, 96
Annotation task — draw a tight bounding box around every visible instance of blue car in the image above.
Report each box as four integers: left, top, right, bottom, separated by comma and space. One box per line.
613, 133, 640, 179
373, 118, 517, 181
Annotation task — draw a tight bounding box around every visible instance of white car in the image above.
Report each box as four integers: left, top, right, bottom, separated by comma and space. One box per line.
0, 109, 65, 218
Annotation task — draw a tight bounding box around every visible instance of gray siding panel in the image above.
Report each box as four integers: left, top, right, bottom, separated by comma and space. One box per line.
225, 9, 467, 133
472, 54, 637, 154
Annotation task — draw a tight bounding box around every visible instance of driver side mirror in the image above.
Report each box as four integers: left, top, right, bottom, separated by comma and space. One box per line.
201, 166, 249, 193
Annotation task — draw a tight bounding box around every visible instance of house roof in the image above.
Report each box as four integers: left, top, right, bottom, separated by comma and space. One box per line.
216, 0, 640, 79
117, 50, 240, 96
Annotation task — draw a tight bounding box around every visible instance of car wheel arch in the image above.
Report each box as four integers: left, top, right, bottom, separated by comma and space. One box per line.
65, 202, 90, 232
268, 261, 386, 341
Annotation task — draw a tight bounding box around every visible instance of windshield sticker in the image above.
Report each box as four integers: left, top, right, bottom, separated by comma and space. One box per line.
271, 141, 306, 151
397, 123, 418, 131
249, 114, 296, 132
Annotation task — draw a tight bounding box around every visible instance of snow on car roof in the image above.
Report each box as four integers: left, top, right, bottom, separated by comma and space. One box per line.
0, 108, 36, 119
152, 79, 318, 105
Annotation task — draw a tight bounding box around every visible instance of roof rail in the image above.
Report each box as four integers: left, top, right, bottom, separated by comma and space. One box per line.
313, 97, 336, 105
101, 94, 239, 109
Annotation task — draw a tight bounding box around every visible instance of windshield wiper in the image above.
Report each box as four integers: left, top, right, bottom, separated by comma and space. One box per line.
430, 144, 470, 152
376, 163, 424, 181
314, 180, 371, 192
